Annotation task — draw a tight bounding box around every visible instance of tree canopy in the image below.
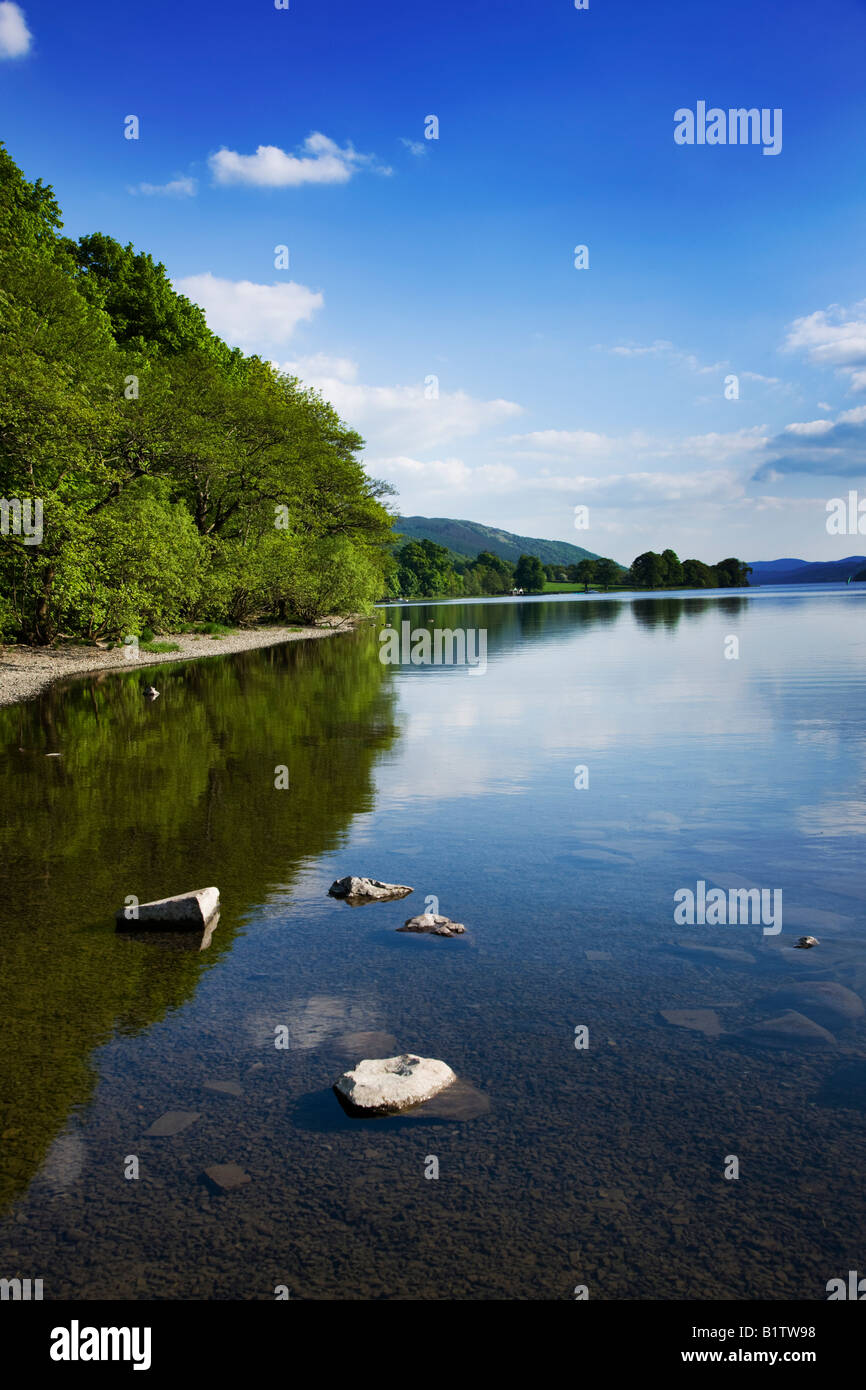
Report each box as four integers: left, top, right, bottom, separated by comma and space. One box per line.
0, 144, 395, 643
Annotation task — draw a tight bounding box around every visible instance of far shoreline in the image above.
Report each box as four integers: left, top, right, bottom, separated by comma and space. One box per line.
0, 618, 363, 710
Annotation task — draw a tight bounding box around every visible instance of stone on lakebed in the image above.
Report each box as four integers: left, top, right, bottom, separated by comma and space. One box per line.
334, 1053, 457, 1115
738, 1010, 836, 1049
328, 876, 413, 903
760, 981, 864, 1026
203, 1162, 251, 1193
398, 912, 465, 936
116, 886, 220, 931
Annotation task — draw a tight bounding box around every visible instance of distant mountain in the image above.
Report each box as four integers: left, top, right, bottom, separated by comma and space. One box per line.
392, 516, 608, 566
748, 556, 866, 585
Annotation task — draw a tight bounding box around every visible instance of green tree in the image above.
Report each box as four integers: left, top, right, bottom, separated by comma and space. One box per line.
629, 551, 665, 588
575, 559, 597, 592
514, 553, 546, 591
661, 549, 684, 587
682, 559, 717, 588
594, 557, 620, 591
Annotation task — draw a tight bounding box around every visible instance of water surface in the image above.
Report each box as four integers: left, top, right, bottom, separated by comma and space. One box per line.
1, 588, 864, 1299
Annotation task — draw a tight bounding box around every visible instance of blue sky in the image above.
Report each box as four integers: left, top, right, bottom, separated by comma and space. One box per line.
3, 0, 866, 563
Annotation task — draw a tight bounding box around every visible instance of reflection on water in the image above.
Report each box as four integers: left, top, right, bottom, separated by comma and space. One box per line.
0, 590, 865, 1299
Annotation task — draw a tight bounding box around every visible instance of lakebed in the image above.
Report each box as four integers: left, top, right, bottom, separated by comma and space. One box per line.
0, 587, 864, 1299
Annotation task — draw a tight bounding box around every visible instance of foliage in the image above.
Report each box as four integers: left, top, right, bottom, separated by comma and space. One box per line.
0, 144, 395, 643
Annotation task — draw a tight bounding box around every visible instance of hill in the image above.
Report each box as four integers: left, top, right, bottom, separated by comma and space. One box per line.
392, 516, 607, 566
748, 557, 866, 585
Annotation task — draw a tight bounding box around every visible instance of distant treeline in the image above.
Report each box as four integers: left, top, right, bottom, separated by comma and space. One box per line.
0, 144, 395, 644
390, 540, 750, 598
388, 540, 626, 598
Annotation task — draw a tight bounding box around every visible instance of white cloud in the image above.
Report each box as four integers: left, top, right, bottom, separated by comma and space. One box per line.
209, 133, 391, 187
370, 456, 519, 493
129, 176, 197, 197
174, 272, 323, 348
782, 418, 834, 436
531, 468, 745, 506
400, 138, 426, 157
504, 424, 768, 467
283, 352, 358, 383
741, 370, 781, 385
503, 428, 623, 461
0, 2, 31, 58
278, 356, 523, 452
600, 339, 726, 375
783, 301, 866, 391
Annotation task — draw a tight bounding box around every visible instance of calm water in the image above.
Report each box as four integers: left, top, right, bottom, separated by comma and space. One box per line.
1, 587, 865, 1300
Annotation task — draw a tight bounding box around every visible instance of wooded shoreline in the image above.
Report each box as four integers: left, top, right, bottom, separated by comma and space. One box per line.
0, 618, 361, 709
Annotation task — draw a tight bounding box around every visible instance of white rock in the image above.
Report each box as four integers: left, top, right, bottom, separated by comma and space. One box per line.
334, 1053, 457, 1114
398, 913, 465, 936
328, 876, 413, 902
116, 886, 220, 929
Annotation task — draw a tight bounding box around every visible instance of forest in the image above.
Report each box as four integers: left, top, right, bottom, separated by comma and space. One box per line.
0, 144, 395, 644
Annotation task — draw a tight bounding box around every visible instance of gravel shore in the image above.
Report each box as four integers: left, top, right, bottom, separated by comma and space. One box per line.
0, 619, 361, 709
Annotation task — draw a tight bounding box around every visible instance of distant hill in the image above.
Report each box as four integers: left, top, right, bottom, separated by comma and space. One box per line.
748, 556, 866, 585
392, 516, 608, 566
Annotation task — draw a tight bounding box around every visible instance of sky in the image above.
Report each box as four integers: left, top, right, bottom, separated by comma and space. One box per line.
2, 0, 866, 564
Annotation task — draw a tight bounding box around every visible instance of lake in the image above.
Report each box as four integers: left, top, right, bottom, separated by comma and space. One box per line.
1, 585, 865, 1300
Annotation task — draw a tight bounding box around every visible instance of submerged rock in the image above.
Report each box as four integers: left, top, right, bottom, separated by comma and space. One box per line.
203, 1162, 251, 1193
334, 1053, 457, 1115
760, 981, 864, 1026
116, 886, 220, 930
328, 876, 413, 904
398, 912, 465, 936
738, 1010, 836, 1049
658, 1008, 724, 1037
144, 1110, 201, 1137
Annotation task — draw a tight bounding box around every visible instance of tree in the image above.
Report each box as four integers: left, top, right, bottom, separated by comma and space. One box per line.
661, 549, 683, 587
630, 551, 665, 588
715, 557, 751, 588
514, 554, 546, 591
683, 559, 717, 588
575, 559, 597, 592
0, 143, 396, 642
594, 557, 620, 591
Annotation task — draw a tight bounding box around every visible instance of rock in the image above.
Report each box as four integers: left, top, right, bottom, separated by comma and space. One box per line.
795, 936, 820, 949
738, 1011, 836, 1048
116, 886, 219, 931
203, 1162, 251, 1192
760, 981, 864, 1026
328, 876, 413, 904
144, 1111, 201, 1137
203, 1080, 244, 1096
118, 915, 219, 951
334, 1053, 457, 1115
397, 913, 465, 936
658, 1008, 724, 1037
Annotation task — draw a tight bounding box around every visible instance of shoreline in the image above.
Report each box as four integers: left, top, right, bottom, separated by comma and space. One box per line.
0, 618, 362, 710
